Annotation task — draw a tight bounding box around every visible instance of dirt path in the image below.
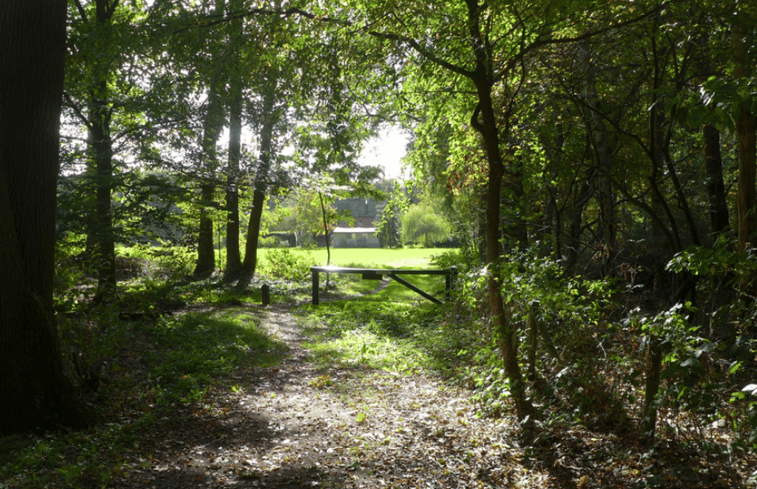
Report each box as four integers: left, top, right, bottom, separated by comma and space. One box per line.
108, 304, 543, 489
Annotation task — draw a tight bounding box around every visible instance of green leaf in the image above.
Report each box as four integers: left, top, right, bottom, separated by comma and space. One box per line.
728, 361, 743, 375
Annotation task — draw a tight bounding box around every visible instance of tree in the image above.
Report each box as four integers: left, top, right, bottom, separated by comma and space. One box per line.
401, 204, 450, 247
192, 0, 228, 278
236, 12, 381, 287
222, 0, 245, 281
239, 71, 279, 286
66, 0, 128, 295
0, 0, 88, 433
732, 9, 757, 257
329, 0, 669, 421
376, 181, 408, 248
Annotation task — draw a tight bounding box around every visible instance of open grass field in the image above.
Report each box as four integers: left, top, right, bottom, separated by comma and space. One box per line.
256, 247, 455, 304
260, 246, 451, 269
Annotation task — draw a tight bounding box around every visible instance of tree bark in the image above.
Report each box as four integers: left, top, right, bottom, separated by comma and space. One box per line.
0, 0, 88, 433
733, 23, 757, 255
223, 2, 243, 282
461, 0, 532, 420
641, 338, 663, 443
90, 83, 116, 293
193, 77, 224, 278
703, 123, 730, 235
238, 78, 277, 287
223, 77, 243, 281
193, 0, 226, 278
732, 20, 757, 315
79, 0, 119, 296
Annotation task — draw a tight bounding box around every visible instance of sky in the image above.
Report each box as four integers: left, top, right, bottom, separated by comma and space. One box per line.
358, 126, 411, 181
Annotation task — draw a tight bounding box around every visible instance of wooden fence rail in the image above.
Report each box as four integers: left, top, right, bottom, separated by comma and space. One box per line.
310, 266, 457, 305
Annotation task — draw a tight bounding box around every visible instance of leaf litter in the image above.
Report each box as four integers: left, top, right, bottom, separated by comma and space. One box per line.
5, 302, 753, 488
101, 304, 552, 488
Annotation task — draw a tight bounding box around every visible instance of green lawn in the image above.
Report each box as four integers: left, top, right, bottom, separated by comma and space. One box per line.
299, 247, 451, 269
252, 247, 458, 304
263, 247, 455, 304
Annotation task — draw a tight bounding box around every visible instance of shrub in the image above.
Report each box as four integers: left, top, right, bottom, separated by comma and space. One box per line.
117, 244, 194, 281
259, 248, 313, 282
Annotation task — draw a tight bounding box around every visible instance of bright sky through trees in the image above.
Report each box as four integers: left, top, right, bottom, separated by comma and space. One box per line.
358, 126, 409, 180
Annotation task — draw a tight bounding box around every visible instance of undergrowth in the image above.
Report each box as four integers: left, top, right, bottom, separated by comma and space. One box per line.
2, 290, 287, 488
4, 244, 756, 487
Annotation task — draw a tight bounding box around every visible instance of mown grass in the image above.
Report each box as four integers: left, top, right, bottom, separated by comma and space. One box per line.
300, 299, 477, 383
295, 246, 450, 269
304, 247, 452, 304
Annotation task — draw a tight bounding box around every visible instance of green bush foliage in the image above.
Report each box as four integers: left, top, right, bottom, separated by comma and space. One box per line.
258, 248, 314, 282
117, 244, 195, 281
401, 204, 451, 247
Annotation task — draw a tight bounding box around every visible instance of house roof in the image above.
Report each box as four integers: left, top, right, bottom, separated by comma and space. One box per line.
333, 227, 377, 234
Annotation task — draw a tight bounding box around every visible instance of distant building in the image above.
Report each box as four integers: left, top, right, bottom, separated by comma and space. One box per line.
330, 198, 384, 248
333, 198, 381, 228
331, 226, 380, 248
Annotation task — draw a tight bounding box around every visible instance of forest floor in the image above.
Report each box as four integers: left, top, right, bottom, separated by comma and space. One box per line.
105, 302, 543, 489
102, 301, 747, 489
1, 284, 755, 488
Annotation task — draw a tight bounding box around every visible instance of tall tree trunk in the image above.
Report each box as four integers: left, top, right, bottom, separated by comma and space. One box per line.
194, 78, 225, 277
464, 0, 532, 420
90, 88, 116, 294
238, 79, 277, 287
224, 77, 243, 281
732, 20, 757, 322
476, 103, 531, 420
193, 0, 226, 278
695, 24, 730, 239
703, 123, 730, 235
0, 0, 88, 433
641, 338, 663, 443
733, 22, 757, 256
82, 0, 119, 296
223, 1, 243, 282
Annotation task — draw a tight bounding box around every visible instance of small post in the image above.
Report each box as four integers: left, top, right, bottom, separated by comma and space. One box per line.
311, 268, 320, 305
445, 266, 458, 301
261, 284, 270, 306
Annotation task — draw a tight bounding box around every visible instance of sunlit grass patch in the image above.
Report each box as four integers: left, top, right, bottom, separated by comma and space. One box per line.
279, 247, 450, 269
146, 309, 287, 402
300, 300, 475, 381
306, 327, 430, 374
